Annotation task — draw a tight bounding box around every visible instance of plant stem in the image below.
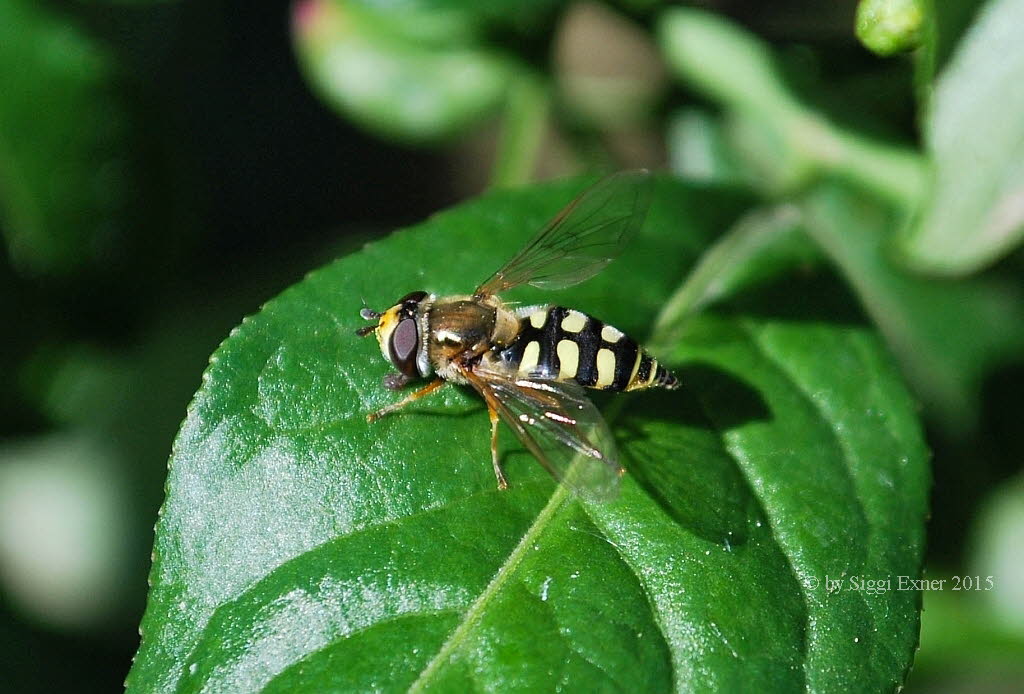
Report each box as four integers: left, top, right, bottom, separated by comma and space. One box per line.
489, 75, 549, 189
649, 204, 802, 351
803, 115, 928, 209
659, 7, 928, 211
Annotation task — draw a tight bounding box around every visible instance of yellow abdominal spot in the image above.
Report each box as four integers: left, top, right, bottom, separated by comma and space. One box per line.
529, 310, 547, 329
561, 310, 587, 333
601, 325, 624, 342
519, 341, 540, 374
596, 348, 616, 388
557, 340, 580, 379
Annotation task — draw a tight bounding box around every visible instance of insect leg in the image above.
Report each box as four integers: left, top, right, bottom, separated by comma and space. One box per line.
487, 401, 509, 491
366, 378, 446, 423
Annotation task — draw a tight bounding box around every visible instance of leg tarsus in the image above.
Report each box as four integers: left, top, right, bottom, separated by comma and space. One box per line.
383, 372, 412, 391
488, 402, 509, 490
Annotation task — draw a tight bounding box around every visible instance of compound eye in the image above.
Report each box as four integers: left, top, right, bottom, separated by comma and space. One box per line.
388, 318, 420, 376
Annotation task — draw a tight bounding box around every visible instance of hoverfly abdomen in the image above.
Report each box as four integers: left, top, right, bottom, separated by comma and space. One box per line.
496, 306, 678, 392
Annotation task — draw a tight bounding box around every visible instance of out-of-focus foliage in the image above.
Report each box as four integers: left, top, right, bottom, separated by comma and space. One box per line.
912, 480, 1024, 688
0, 0, 128, 275
901, 0, 1024, 274
971, 476, 1024, 633
799, 182, 1024, 432
0, 434, 130, 629
658, 7, 926, 204
291, 0, 574, 142
915, 0, 988, 90
658, 5, 1024, 432
292, 0, 522, 142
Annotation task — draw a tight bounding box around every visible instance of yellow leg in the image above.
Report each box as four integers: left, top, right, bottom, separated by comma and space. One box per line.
367, 379, 445, 423
488, 402, 509, 490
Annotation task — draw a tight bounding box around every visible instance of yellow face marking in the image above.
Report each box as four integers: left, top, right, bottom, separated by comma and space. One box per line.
375, 305, 402, 361
560, 310, 587, 333
596, 348, 616, 388
601, 325, 624, 343
529, 310, 547, 329
557, 340, 580, 379
519, 341, 541, 374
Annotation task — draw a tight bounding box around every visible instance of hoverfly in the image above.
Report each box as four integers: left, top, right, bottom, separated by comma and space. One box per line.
357, 171, 678, 499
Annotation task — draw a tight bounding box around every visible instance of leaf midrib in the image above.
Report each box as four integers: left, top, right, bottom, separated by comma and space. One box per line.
407, 483, 573, 692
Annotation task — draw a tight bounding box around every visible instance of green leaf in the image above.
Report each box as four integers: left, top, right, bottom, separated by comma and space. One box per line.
900, 0, 1024, 274
0, 0, 129, 275
970, 474, 1024, 633
338, 0, 562, 40
129, 178, 929, 692
914, 0, 986, 93
800, 181, 1024, 432
292, 0, 527, 143
911, 576, 1024, 681
656, 7, 926, 206
0, 432, 131, 630
651, 203, 818, 347
666, 108, 744, 186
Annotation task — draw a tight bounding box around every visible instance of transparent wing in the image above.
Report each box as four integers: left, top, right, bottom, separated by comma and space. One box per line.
474, 170, 654, 297
462, 363, 623, 501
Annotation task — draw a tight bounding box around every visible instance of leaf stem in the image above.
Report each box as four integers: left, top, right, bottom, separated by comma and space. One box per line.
810, 120, 927, 209
649, 204, 802, 351
658, 7, 928, 210
489, 75, 549, 189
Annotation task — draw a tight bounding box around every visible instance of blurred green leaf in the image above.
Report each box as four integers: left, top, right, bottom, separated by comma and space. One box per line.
292, 0, 529, 142
667, 108, 744, 186
800, 181, 1024, 432
657, 7, 926, 205
76, 0, 180, 5
900, 0, 1024, 274
346, 0, 563, 39
0, 0, 129, 275
855, 0, 926, 56
915, 0, 986, 92
911, 577, 1024, 682
129, 178, 928, 692
490, 74, 549, 188
657, 8, 803, 127
971, 474, 1024, 633
0, 433, 131, 630
652, 203, 818, 346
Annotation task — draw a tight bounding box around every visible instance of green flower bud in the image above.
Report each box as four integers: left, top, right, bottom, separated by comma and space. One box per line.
855, 0, 926, 57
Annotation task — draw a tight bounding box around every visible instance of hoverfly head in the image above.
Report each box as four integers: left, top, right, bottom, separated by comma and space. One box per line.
361, 290, 431, 379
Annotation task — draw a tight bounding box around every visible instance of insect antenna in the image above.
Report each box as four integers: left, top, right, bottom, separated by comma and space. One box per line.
357, 302, 380, 336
